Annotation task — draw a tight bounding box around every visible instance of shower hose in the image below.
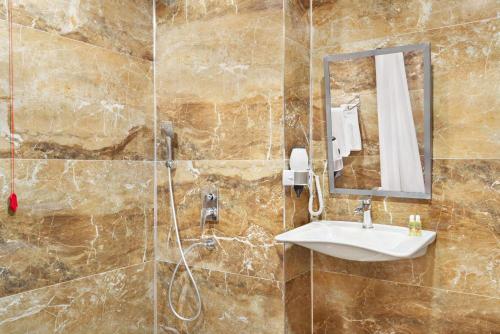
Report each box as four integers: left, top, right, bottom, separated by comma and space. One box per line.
165, 165, 207, 332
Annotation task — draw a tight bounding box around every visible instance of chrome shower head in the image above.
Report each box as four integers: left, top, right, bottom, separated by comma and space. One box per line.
161, 121, 175, 167
161, 121, 174, 138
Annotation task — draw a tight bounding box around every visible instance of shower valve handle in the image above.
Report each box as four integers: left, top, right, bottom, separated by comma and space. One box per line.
201, 188, 219, 229
205, 193, 217, 201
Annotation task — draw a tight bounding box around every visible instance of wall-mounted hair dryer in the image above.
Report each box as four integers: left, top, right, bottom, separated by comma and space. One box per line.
283, 148, 324, 218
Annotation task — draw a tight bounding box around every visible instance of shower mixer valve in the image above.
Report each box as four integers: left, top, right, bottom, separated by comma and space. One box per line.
201, 188, 219, 229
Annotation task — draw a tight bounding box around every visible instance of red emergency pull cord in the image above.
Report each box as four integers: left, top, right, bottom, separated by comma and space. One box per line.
7, 0, 17, 213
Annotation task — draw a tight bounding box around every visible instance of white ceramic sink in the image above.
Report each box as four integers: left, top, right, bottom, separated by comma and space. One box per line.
275, 220, 436, 262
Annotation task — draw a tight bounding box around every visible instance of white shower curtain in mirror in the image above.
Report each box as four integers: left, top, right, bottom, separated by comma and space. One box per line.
375, 52, 425, 193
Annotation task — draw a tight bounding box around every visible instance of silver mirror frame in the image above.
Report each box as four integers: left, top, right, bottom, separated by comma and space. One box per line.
323, 43, 432, 200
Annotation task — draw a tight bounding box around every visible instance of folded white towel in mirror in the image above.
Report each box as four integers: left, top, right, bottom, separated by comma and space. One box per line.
331, 137, 344, 172
341, 104, 362, 151
331, 107, 350, 157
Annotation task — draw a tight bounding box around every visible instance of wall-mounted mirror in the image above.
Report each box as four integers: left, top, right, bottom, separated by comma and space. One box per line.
324, 43, 432, 199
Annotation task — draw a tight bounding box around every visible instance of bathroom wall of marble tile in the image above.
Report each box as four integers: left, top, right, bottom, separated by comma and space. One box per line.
0, 4, 154, 161
154, 0, 288, 332
311, 0, 500, 332
154, 0, 317, 332
0, 1, 155, 332
0, 262, 154, 333
157, 261, 284, 334
156, 160, 284, 281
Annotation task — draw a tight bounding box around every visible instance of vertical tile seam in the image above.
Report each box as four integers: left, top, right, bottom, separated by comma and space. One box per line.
152, 0, 158, 333
308, 0, 314, 164
309, 1, 314, 332
310, 250, 314, 334
281, 0, 287, 332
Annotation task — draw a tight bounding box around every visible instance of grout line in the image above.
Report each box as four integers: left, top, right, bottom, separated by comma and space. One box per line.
285, 267, 311, 283
309, 2, 314, 331
285, 269, 312, 284
0, 260, 154, 302
0, 158, 292, 163
152, 0, 158, 333
309, 157, 500, 162
281, 3, 287, 332
432, 157, 500, 161
312, 16, 499, 52
391, 16, 499, 38
156, 259, 285, 285
310, 250, 314, 334
1, 156, 497, 164
315, 269, 500, 301
308, 0, 314, 165
0, 17, 153, 64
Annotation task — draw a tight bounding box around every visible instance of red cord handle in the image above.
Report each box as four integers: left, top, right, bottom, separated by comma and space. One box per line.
8, 0, 17, 213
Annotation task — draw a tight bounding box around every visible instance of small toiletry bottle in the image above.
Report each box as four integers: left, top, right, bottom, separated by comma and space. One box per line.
409, 215, 416, 236
415, 215, 422, 236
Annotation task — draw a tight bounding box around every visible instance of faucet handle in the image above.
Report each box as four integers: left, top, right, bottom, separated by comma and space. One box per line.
354, 198, 371, 214
205, 193, 217, 201
200, 207, 218, 229
205, 207, 217, 219
360, 198, 371, 209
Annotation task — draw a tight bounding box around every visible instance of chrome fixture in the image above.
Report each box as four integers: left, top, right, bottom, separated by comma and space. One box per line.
354, 198, 373, 229
162, 121, 215, 326
201, 188, 218, 229
344, 95, 360, 111
161, 121, 175, 168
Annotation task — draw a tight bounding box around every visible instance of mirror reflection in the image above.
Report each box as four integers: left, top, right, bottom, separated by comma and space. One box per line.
324, 44, 431, 198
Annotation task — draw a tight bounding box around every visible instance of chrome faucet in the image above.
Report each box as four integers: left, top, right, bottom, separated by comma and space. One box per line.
354, 198, 373, 229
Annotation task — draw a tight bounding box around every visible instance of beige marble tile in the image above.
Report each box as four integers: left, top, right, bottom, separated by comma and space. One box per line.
155, 0, 284, 160
284, 42, 310, 154
0, 262, 154, 334
0, 22, 154, 160
284, 97, 310, 155
285, 0, 310, 48
0, 159, 154, 297
157, 160, 285, 281
313, 271, 500, 334
313, 18, 498, 86
285, 271, 311, 334
433, 65, 499, 159
312, 0, 498, 48
156, 0, 283, 26
157, 96, 283, 160
157, 261, 284, 334
5, 0, 153, 60
315, 159, 500, 297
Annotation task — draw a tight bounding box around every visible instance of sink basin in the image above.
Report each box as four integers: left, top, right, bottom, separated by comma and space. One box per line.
275, 220, 436, 262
